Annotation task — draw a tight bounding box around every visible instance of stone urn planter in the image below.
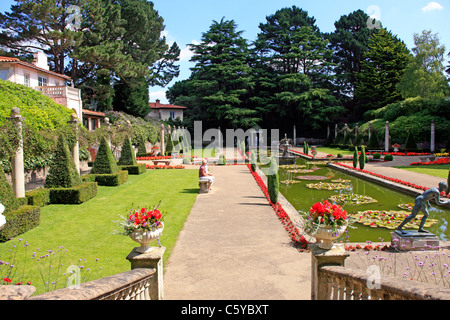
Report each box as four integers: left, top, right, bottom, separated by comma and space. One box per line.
129, 222, 164, 253
314, 221, 348, 250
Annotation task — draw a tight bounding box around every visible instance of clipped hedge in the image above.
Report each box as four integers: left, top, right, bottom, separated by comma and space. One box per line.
48, 182, 98, 205
119, 164, 146, 175
92, 170, 128, 186
0, 205, 40, 242
25, 187, 50, 207
0, 165, 20, 213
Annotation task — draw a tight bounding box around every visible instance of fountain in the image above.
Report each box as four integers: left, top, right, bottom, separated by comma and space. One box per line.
277, 134, 297, 165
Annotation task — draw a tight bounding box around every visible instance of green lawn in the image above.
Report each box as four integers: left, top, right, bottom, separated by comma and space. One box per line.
0, 169, 198, 295
316, 147, 354, 156
394, 165, 450, 179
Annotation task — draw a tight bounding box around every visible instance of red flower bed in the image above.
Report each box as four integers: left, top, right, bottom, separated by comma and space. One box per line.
410, 158, 450, 166
137, 155, 194, 161
365, 152, 431, 156
247, 164, 309, 250
146, 165, 185, 170
336, 163, 450, 198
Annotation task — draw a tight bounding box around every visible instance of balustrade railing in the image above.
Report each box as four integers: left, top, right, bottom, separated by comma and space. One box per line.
29, 268, 156, 300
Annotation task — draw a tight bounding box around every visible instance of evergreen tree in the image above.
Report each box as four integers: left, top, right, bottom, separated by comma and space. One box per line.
91, 137, 119, 174
113, 76, 151, 117
117, 135, 137, 166
253, 6, 344, 134
355, 28, 410, 118
44, 135, 81, 188
327, 10, 378, 118
186, 18, 259, 129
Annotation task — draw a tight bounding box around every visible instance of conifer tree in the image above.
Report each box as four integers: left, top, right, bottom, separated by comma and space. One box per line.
355, 28, 410, 117
44, 134, 81, 189
91, 137, 119, 174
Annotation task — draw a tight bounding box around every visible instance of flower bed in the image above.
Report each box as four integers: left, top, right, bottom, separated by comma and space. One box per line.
335, 163, 450, 198
280, 180, 301, 185
365, 152, 431, 156
287, 169, 317, 174
145, 165, 185, 170
247, 164, 309, 250
409, 157, 450, 166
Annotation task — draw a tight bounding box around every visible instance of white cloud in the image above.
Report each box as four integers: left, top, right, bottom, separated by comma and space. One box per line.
179, 40, 200, 61
148, 90, 168, 104
422, 2, 444, 12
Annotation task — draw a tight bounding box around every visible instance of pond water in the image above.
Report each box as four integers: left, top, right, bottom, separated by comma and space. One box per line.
263, 157, 450, 243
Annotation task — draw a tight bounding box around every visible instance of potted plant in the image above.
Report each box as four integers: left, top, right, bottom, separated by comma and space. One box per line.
304, 200, 348, 249
392, 143, 400, 152
115, 204, 165, 253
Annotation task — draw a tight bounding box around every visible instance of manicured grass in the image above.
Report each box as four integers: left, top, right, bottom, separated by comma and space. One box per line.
316, 147, 354, 156
393, 165, 450, 179
0, 169, 198, 295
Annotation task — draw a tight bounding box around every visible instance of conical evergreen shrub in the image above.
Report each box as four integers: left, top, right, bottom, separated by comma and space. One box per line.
359, 146, 366, 170
353, 147, 358, 168
118, 135, 137, 166
44, 134, 81, 188
91, 137, 119, 174
267, 157, 279, 204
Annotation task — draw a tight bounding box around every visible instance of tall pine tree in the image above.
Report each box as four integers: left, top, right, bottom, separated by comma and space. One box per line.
354, 28, 410, 118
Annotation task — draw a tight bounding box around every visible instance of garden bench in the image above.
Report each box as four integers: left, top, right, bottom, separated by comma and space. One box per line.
152, 160, 171, 166
419, 156, 436, 162
198, 177, 211, 194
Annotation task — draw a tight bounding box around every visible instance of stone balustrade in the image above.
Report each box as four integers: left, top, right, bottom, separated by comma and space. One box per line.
310, 243, 450, 300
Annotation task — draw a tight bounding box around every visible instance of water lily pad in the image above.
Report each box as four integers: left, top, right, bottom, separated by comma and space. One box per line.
305, 182, 351, 190
279, 164, 306, 169
295, 175, 329, 181
280, 180, 301, 185
287, 169, 317, 174
331, 179, 351, 183
329, 193, 377, 205
349, 210, 438, 230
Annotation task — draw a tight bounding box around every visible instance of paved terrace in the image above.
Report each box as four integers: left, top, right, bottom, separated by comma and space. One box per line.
159, 148, 449, 300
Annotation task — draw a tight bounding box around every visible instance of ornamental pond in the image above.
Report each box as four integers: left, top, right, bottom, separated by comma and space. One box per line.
263, 157, 450, 243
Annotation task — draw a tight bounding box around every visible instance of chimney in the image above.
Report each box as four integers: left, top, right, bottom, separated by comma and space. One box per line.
32, 51, 49, 71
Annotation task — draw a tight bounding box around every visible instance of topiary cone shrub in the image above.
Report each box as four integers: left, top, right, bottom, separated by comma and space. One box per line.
91, 137, 119, 175
44, 134, 82, 189
90, 137, 128, 186
118, 135, 137, 166
267, 157, 279, 204
44, 135, 97, 204
118, 135, 146, 175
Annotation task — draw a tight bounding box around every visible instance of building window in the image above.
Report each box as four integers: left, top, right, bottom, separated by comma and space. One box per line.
24, 74, 30, 87
38, 76, 48, 86
0, 69, 9, 81
170, 111, 175, 119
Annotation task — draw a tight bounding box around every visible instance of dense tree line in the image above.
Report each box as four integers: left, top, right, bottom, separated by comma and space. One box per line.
167, 6, 449, 138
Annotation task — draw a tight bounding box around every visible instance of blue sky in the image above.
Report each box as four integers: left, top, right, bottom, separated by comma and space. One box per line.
0, 0, 448, 104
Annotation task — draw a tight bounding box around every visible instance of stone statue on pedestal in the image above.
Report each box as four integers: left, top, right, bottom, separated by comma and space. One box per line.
397, 181, 450, 234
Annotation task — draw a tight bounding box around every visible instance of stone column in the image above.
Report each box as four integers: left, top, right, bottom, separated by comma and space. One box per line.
385, 121, 389, 152
8, 107, 25, 198
310, 244, 349, 300
160, 124, 165, 156
293, 125, 296, 146
430, 120, 435, 153
368, 123, 372, 140
68, 113, 80, 174
126, 246, 166, 300
335, 124, 338, 139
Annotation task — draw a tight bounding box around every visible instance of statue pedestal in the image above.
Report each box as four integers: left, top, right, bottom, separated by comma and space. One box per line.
391, 230, 439, 251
